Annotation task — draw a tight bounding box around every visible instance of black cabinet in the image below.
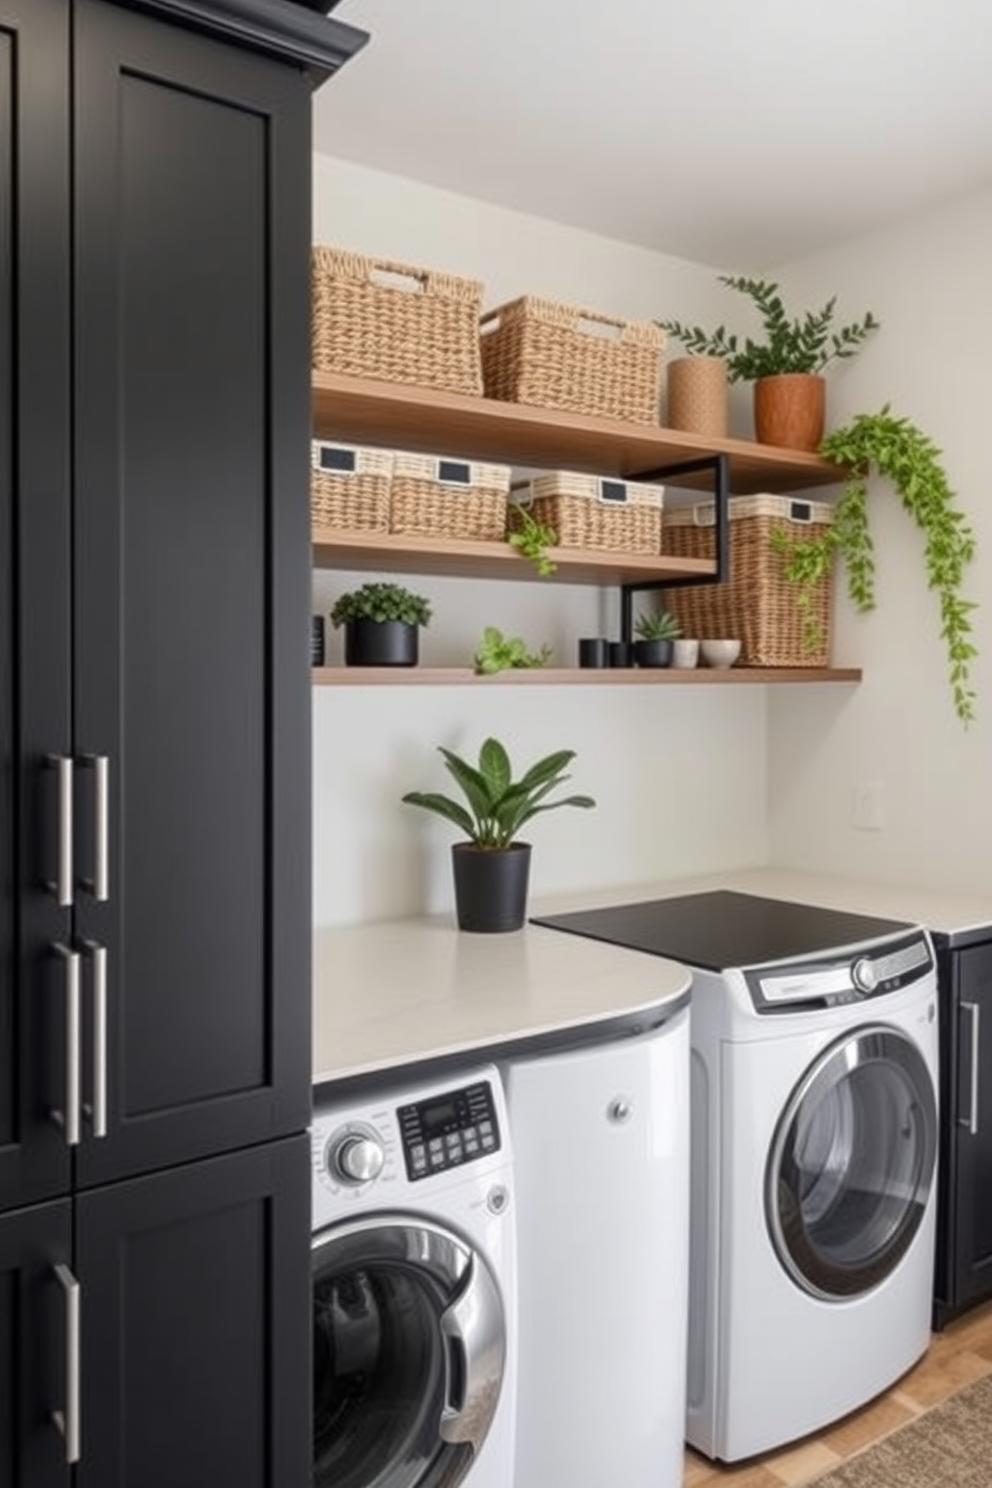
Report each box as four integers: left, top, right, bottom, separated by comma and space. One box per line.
1, 0, 366, 1480
933, 933, 992, 1329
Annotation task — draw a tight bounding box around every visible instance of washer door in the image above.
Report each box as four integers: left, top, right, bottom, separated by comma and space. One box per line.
766, 1025, 937, 1300
312, 1214, 505, 1488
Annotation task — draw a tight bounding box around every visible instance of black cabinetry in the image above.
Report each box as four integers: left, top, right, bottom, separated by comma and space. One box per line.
0, 0, 366, 1480
933, 931, 992, 1329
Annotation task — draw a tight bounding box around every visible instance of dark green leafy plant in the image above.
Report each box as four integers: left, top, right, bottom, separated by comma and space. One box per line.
473, 626, 553, 674
659, 276, 880, 382
329, 581, 432, 629
401, 735, 595, 849
506, 500, 558, 576
634, 608, 682, 642
771, 407, 978, 725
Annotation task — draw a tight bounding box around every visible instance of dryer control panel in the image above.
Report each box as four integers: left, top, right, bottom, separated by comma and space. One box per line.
397, 1080, 501, 1181
746, 931, 935, 1013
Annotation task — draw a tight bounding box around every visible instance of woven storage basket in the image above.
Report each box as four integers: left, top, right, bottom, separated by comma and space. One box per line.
480, 297, 665, 424
310, 441, 392, 532
311, 245, 484, 396
512, 470, 664, 555
662, 494, 836, 667
390, 451, 511, 542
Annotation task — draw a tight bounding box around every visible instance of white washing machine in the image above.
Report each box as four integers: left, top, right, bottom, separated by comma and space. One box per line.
499, 999, 691, 1488
311, 1063, 516, 1488
535, 890, 940, 1462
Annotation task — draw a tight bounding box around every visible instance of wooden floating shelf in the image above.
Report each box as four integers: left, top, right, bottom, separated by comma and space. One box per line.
311, 371, 844, 494
312, 667, 863, 687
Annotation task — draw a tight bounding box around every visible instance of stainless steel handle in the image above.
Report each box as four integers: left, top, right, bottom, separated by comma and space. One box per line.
51, 944, 81, 1146
81, 754, 109, 901
52, 1262, 81, 1464
961, 1000, 981, 1136
45, 755, 74, 907
83, 940, 108, 1138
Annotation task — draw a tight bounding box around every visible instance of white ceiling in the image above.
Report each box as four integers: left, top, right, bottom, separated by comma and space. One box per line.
313, 0, 992, 268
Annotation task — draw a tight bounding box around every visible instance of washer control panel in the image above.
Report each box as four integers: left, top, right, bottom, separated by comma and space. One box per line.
748, 931, 934, 1012
397, 1080, 501, 1181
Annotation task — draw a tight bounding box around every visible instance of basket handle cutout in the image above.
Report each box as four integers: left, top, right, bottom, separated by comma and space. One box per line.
576, 313, 624, 341
788, 501, 813, 522
319, 445, 357, 473
369, 264, 429, 294
437, 459, 472, 486
598, 478, 629, 506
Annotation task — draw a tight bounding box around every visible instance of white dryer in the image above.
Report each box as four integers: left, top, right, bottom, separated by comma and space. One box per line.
311, 1063, 516, 1488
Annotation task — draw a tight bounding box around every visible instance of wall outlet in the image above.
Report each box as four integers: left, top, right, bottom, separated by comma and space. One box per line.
852, 779, 885, 831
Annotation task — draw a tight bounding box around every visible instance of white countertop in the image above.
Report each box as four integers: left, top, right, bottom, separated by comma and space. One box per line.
312, 866, 992, 1087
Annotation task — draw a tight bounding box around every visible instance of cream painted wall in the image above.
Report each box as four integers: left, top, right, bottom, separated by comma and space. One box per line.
310, 155, 769, 926
766, 185, 992, 893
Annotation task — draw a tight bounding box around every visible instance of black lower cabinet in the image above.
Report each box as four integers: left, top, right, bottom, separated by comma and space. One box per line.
933, 934, 992, 1329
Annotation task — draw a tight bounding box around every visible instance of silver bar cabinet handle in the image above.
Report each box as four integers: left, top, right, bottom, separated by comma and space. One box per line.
83, 940, 108, 1138
961, 1000, 981, 1136
81, 754, 109, 901
51, 945, 81, 1147
52, 1262, 81, 1464
45, 755, 74, 907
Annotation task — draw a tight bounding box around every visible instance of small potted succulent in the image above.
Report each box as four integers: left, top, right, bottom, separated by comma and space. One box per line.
401, 735, 595, 932
329, 581, 432, 667
658, 276, 880, 451
633, 608, 681, 668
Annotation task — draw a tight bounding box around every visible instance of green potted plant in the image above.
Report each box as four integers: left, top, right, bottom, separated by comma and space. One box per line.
659, 276, 880, 451
771, 406, 978, 725
633, 608, 682, 668
329, 580, 432, 667
401, 735, 596, 932
473, 626, 553, 674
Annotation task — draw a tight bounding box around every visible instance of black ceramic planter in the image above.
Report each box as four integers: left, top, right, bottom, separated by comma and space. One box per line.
344, 618, 419, 666
451, 841, 532, 933
634, 638, 674, 668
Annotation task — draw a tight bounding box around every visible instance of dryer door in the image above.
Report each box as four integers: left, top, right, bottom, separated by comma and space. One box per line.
312, 1214, 505, 1488
766, 1024, 937, 1300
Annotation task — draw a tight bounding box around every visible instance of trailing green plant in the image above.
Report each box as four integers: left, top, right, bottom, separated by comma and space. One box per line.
401, 735, 595, 849
473, 626, 553, 675
771, 406, 978, 725
329, 581, 432, 629
659, 276, 880, 382
633, 608, 682, 642
506, 499, 558, 576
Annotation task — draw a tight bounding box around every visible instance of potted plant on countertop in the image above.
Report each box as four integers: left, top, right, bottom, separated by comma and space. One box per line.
771, 406, 979, 725
658, 276, 880, 451
401, 735, 596, 932
633, 608, 682, 667
329, 580, 432, 667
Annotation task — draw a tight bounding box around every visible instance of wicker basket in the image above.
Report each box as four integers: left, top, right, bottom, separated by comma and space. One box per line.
311, 245, 485, 396
662, 494, 836, 667
390, 452, 511, 542
310, 441, 392, 532
480, 297, 665, 424
512, 470, 664, 555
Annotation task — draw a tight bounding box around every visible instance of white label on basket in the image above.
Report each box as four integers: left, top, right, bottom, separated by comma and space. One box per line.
437, 459, 472, 486
693, 504, 716, 526
598, 478, 629, 506
320, 445, 357, 473
789, 500, 813, 522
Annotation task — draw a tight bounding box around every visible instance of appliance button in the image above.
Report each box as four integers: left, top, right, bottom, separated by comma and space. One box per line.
333, 1134, 385, 1185
428, 1137, 443, 1154
852, 957, 879, 994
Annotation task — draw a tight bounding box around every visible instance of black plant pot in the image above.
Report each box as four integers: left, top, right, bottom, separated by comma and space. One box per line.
344, 618, 419, 666
634, 638, 674, 668
451, 842, 532, 933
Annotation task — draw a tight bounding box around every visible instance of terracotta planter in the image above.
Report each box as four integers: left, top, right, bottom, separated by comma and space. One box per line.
753, 373, 826, 452
451, 841, 531, 933
666, 355, 729, 438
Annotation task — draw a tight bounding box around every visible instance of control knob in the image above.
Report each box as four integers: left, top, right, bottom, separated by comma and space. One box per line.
852, 957, 879, 995
332, 1132, 385, 1185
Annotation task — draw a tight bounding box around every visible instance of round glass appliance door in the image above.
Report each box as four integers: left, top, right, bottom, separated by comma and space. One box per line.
766, 1025, 937, 1300
312, 1215, 504, 1488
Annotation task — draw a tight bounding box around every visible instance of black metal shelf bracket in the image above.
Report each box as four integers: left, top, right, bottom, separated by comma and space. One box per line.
619, 452, 730, 642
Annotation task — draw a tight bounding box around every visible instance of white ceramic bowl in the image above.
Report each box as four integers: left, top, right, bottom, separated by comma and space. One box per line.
700, 638, 742, 669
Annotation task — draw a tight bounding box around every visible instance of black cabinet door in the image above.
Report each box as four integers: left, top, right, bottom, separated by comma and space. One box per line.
0, 1199, 72, 1488
76, 1134, 311, 1488
949, 942, 992, 1313
72, 0, 313, 1188
0, 0, 73, 1216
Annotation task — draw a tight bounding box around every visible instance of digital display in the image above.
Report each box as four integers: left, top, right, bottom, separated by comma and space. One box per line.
421, 1099, 457, 1130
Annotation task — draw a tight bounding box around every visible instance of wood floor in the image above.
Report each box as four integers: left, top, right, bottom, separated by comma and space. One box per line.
683, 1299, 992, 1487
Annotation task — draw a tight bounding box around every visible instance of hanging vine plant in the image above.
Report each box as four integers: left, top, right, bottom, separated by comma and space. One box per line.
770, 406, 978, 725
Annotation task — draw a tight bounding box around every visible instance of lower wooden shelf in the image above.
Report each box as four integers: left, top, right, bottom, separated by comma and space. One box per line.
312, 667, 863, 687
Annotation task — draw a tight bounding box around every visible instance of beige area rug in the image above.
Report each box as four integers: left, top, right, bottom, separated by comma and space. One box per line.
810, 1375, 992, 1487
